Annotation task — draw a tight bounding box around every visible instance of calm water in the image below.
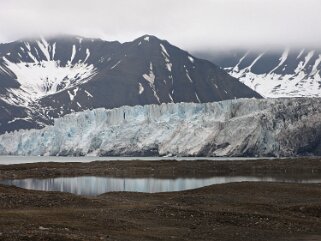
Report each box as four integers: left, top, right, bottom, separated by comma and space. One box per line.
1, 176, 320, 196
0, 155, 278, 165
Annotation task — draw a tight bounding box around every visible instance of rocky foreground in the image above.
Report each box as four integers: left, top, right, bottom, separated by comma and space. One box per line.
0, 98, 321, 157
0, 158, 321, 241
1, 182, 321, 241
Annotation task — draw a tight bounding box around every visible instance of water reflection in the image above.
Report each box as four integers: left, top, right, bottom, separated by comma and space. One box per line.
1, 176, 321, 196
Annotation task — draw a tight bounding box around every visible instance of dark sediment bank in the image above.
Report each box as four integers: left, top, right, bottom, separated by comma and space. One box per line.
1, 157, 321, 179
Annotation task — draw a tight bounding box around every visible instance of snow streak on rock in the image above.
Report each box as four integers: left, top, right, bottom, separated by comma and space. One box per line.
160, 44, 172, 72
143, 63, 159, 103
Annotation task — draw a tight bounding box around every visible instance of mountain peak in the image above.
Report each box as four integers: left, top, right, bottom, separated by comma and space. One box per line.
133, 34, 169, 44
0, 35, 261, 134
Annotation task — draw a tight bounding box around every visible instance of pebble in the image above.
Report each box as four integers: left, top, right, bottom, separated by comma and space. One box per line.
39, 226, 49, 230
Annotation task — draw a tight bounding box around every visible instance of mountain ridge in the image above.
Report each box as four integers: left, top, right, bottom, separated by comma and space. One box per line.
0, 34, 261, 134
194, 48, 321, 97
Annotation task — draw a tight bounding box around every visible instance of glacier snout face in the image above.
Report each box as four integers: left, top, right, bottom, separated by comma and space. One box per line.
0, 98, 320, 157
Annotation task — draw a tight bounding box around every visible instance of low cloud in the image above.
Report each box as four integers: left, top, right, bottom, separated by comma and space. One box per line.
0, 0, 320, 50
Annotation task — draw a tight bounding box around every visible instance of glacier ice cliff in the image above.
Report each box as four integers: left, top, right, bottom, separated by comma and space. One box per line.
0, 98, 321, 157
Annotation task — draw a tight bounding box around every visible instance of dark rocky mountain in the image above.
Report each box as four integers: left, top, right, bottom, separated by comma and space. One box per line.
194, 48, 321, 98
0, 35, 261, 134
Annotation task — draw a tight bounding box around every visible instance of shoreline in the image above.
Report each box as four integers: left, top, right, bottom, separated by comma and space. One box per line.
1, 157, 321, 179
0, 155, 293, 165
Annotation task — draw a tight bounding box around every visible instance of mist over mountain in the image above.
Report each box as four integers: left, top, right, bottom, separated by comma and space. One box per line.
1, 0, 321, 51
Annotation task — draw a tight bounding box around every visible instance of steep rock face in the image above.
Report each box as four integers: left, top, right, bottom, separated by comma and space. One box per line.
0, 98, 320, 157
195, 48, 321, 98
0, 35, 261, 134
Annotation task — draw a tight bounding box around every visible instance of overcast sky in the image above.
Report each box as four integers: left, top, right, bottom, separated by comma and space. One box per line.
0, 0, 320, 50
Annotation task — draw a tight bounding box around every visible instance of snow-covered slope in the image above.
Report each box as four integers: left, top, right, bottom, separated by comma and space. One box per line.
0, 38, 97, 105
195, 48, 321, 98
0, 35, 261, 134
1, 98, 320, 157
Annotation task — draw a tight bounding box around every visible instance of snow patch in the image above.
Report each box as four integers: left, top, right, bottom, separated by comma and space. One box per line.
70, 45, 76, 63
162, 53, 172, 72
311, 54, 321, 76
37, 38, 51, 61
233, 52, 248, 72
143, 63, 155, 84
269, 48, 289, 73
302, 51, 315, 70
160, 44, 170, 56
111, 60, 121, 69
297, 49, 305, 59
68, 87, 79, 101
84, 49, 90, 62
7, 117, 30, 124
188, 56, 194, 63
185, 69, 193, 83
248, 53, 264, 71
52, 43, 56, 60
160, 44, 172, 72
143, 63, 160, 103
76, 37, 83, 44
195, 93, 201, 103
84, 90, 93, 98
138, 83, 144, 94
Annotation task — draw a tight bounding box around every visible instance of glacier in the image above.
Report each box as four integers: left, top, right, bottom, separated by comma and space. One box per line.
0, 98, 320, 157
